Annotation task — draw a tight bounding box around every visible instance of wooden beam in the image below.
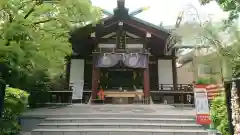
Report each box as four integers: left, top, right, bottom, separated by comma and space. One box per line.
123, 19, 169, 40
96, 22, 118, 38
70, 55, 92, 60
91, 57, 99, 100
116, 21, 125, 49
155, 55, 176, 59
100, 32, 141, 39
103, 16, 118, 26
122, 23, 146, 38
101, 32, 116, 38
98, 38, 144, 44
171, 49, 178, 91
126, 32, 140, 38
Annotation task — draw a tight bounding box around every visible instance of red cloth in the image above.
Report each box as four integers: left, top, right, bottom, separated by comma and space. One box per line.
97, 89, 105, 100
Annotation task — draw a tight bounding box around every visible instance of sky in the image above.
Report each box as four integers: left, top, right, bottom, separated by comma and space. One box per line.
91, 0, 229, 26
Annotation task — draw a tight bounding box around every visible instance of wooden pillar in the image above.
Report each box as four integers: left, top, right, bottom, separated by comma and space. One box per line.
172, 49, 178, 91
143, 58, 150, 97
91, 57, 99, 99
143, 32, 151, 98
65, 56, 71, 90
172, 49, 179, 104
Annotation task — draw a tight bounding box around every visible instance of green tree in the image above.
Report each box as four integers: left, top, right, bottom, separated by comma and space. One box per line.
0, 0, 101, 87
201, 22, 240, 79
199, 0, 239, 21
0, 0, 101, 107
176, 20, 240, 81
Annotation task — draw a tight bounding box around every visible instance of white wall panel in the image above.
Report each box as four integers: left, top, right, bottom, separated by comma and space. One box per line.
98, 44, 117, 48
158, 60, 173, 90
126, 44, 143, 48
70, 59, 84, 82
70, 59, 84, 100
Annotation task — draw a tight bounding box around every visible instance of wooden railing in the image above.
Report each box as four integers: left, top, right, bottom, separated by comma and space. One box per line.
81, 84, 193, 92
150, 84, 194, 105
29, 83, 194, 105
29, 90, 91, 105
133, 97, 150, 104
155, 84, 193, 92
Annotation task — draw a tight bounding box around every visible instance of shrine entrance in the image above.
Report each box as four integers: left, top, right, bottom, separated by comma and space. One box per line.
100, 68, 143, 90
94, 53, 147, 104
99, 68, 144, 104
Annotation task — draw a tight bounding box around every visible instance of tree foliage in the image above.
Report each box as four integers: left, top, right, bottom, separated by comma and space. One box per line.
0, 87, 29, 135
0, 0, 101, 88
177, 20, 240, 81
210, 94, 230, 135
201, 22, 240, 79
0, 0, 101, 107
199, 0, 240, 21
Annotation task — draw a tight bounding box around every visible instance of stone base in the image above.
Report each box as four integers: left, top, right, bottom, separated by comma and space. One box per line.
112, 97, 128, 104
72, 99, 82, 103
163, 96, 174, 104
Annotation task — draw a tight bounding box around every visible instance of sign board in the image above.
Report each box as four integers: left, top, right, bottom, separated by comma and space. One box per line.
194, 85, 212, 125
206, 84, 222, 101
71, 81, 84, 100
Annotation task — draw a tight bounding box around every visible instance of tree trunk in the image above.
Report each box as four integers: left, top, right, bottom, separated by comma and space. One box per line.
0, 79, 6, 118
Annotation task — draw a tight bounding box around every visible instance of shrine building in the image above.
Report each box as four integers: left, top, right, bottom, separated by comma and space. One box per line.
66, 0, 193, 104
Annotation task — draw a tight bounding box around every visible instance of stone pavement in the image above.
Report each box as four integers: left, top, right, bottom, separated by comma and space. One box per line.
20, 131, 30, 135
22, 104, 195, 117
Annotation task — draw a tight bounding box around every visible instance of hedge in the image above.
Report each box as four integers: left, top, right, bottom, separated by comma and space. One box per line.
0, 87, 29, 135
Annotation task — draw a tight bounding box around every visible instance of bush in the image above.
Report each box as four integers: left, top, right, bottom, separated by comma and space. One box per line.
196, 77, 217, 84
7, 68, 52, 108
0, 87, 29, 135
210, 94, 230, 135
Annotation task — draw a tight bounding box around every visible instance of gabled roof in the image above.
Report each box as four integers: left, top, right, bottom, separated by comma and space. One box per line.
69, 0, 176, 57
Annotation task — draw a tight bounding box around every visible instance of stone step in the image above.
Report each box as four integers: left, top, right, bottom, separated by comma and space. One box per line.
38, 122, 202, 130
26, 113, 195, 119
31, 128, 208, 135
44, 117, 195, 124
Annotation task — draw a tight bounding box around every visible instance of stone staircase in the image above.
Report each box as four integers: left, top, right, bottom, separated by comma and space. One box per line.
31, 113, 208, 135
